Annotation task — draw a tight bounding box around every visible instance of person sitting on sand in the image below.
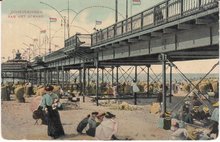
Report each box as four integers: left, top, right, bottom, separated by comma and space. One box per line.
77, 114, 91, 134
86, 112, 99, 137
95, 112, 119, 140
96, 112, 106, 126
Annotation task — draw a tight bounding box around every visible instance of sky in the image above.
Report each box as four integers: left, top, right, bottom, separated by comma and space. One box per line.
1, 0, 219, 74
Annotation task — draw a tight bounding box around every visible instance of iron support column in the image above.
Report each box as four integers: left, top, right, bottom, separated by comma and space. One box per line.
101, 67, 104, 83
169, 64, 173, 103
39, 70, 42, 85
83, 64, 86, 102
134, 65, 138, 81
87, 68, 90, 94
50, 70, 53, 84
57, 67, 59, 85
134, 66, 138, 105
79, 68, 82, 96
111, 66, 114, 85
147, 65, 150, 97
47, 70, 49, 85
44, 70, 46, 85
160, 54, 167, 114
95, 60, 99, 106
116, 66, 119, 88
62, 66, 64, 89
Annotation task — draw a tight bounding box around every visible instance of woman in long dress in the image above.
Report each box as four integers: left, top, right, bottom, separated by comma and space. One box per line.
40, 85, 65, 139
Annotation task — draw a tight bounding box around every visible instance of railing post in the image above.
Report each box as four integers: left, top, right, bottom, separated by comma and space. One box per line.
141, 12, 144, 30
91, 34, 93, 46
107, 28, 109, 40
198, 0, 201, 9
96, 32, 98, 45
181, 0, 184, 16
166, 0, 169, 22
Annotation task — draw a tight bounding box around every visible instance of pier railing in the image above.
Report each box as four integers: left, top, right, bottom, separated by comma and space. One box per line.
65, 34, 91, 49
91, 0, 218, 46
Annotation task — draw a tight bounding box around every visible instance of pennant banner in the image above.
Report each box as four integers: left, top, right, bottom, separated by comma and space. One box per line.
133, 0, 141, 5
96, 20, 102, 25
49, 17, 57, 22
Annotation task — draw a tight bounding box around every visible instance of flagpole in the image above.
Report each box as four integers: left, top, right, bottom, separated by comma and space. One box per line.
49, 20, 51, 53
116, 0, 118, 23
126, 0, 128, 19
64, 16, 66, 41
130, 0, 132, 17
68, 0, 70, 38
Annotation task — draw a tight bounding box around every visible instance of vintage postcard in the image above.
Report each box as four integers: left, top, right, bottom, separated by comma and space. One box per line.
1, 0, 219, 140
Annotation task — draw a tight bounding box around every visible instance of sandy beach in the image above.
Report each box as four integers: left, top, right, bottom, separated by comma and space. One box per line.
1, 94, 177, 140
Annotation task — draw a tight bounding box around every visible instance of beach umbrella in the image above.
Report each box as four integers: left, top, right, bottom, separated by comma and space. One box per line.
30, 96, 42, 112
95, 119, 118, 140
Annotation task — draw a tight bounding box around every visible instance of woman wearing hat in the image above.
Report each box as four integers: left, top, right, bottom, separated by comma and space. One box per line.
40, 85, 65, 139
95, 112, 118, 140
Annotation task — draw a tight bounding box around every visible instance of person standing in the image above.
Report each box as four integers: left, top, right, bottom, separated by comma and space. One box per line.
40, 85, 65, 139
132, 80, 140, 105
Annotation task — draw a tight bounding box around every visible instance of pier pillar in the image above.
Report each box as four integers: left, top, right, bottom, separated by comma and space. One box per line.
169, 64, 173, 103
95, 59, 99, 106
134, 65, 138, 81
57, 67, 59, 85
39, 70, 42, 85
160, 53, 167, 114
50, 70, 53, 84
147, 65, 150, 97
101, 67, 104, 83
79, 68, 82, 97
44, 70, 46, 85
111, 66, 114, 85
134, 66, 138, 105
62, 66, 64, 89
83, 64, 86, 102
47, 70, 50, 85
116, 66, 119, 89
87, 68, 90, 95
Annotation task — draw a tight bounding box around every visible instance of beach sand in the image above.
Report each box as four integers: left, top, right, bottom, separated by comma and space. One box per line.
0, 93, 187, 140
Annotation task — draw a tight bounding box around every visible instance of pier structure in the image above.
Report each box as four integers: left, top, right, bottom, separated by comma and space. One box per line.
2, 0, 219, 114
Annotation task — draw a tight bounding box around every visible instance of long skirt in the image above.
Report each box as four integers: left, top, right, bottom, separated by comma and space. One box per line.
47, 106, 65, 139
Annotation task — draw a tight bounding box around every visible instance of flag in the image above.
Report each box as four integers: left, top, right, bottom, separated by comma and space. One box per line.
49, 17, 57, 22
40, 30, 46, 33
96, 20, 102, 25
133, 0, 141, 5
